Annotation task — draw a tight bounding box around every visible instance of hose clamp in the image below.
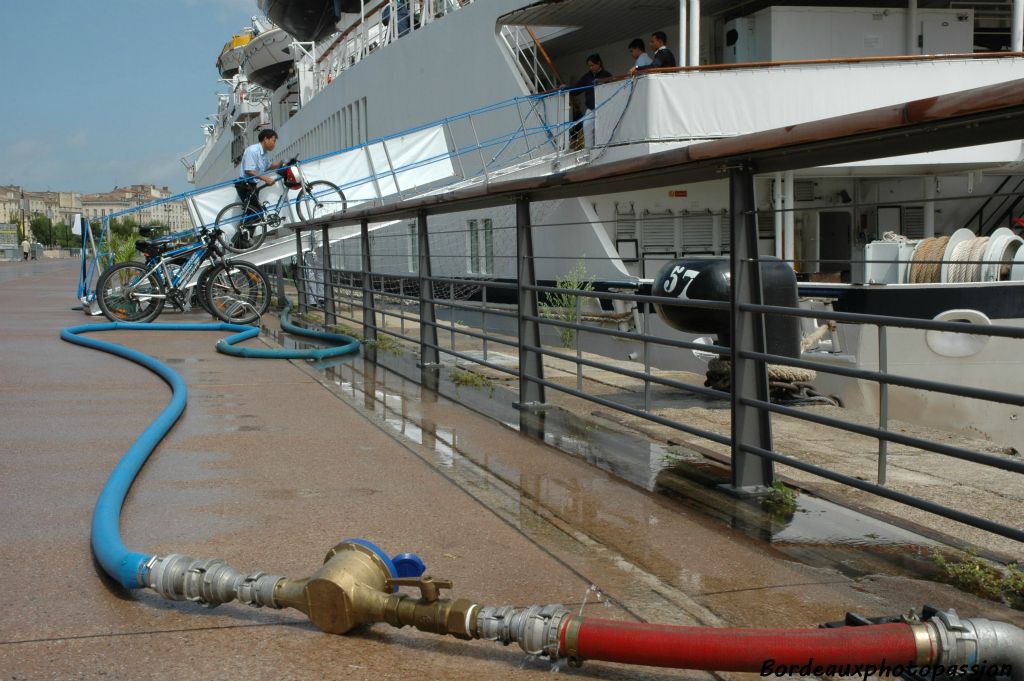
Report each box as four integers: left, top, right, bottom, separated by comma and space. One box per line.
563, 615, 583, 663
909, 622, 937, 666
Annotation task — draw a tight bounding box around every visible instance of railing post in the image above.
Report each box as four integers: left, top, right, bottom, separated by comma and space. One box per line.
877, 325, 889, 485
726, 165, 773, 494
469, 113, 489, 183
294, 228, 307, 312
381, 140, 403, 200
418, 210, 439, 391
364, 146, 384, 204
360, 218, 377, 346
517, 196, 545, 409
443, 119, 466, 179
322, 224, 336, 327
274, 259, 287, 310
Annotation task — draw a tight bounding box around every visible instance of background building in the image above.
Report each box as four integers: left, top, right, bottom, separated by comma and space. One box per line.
81, 185, 190, 231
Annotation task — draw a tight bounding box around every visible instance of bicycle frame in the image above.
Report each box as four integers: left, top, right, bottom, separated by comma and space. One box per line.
226, 169, 336, 229
128, 236, 216, 303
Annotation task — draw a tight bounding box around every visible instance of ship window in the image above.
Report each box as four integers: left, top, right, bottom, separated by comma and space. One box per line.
467, 219, 479, 273
483, 219, 494, 274
466, 218, 493, 274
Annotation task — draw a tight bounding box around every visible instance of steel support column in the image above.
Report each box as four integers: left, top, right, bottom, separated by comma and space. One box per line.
727, 165, 773, 494
360, 218, 377, 345
321, 225, 336, 326
294, 229, 307, 311
274, 259, 287, 310
1015, 0, 1023, 52
688, 0, 700, 67
516, 196, 545, 408
417, 210, 440, 390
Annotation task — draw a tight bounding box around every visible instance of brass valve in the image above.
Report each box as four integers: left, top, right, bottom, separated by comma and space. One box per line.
387, 575, 453, 602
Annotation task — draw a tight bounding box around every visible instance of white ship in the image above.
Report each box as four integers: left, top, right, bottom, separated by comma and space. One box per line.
181, 0, 1024, 446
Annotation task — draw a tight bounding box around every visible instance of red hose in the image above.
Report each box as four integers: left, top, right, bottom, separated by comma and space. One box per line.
564, 618, 923, 671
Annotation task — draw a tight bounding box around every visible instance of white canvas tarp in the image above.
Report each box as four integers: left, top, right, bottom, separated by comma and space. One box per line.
188, 124, 454, 230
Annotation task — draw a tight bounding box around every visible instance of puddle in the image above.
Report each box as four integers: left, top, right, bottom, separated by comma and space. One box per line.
268, 322, 946, 584
656, 462, 940, 580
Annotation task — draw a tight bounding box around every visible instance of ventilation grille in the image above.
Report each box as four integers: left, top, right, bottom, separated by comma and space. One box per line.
903, 206, 925, 239
795, 180, 816, 201
641, 210, 676, 252
681, 214, 714, 253
615, 204, 636, 239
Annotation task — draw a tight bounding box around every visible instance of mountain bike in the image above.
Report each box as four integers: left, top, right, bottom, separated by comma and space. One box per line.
96, 225, 271, 324
215, 164, 347, 253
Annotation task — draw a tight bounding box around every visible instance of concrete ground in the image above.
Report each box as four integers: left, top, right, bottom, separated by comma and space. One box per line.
1, 259, 1021, 681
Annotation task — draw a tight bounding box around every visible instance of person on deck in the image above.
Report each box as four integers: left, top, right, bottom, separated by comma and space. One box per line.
571, 54, 612, 148
631, 31, 677, 74
628, 38, 653, 70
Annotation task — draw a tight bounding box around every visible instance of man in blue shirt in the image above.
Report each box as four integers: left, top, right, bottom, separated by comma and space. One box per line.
235, 129, 292, 247
628, 38, 653, 69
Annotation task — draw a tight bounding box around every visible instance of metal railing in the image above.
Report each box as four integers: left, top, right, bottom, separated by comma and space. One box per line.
287, 78, 1024, 551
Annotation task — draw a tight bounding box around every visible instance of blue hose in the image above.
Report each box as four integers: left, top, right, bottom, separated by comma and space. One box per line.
217, 302, 360, 359
61, 308, 360, 589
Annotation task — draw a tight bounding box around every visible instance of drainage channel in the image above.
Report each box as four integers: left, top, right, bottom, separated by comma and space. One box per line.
269, 322, 945, 598
269, 328, 728, 629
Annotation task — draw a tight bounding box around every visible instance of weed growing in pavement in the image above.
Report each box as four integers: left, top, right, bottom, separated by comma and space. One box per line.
450, 368, 495, 397
329, 324, 363, 342
932, 550, 1024, 609
364, 333, 403, 356
761, 480, 799, 517
540, 259, 594, 348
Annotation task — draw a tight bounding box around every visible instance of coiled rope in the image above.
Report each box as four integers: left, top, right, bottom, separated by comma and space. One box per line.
908, 236, 948, 283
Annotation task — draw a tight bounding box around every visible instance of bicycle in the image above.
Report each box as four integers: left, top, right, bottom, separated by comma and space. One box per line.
96, 225, 271, 325
215, 163, 347, 253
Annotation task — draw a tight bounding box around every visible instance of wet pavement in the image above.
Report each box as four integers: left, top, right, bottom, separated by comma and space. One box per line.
1, 259, 1022, 680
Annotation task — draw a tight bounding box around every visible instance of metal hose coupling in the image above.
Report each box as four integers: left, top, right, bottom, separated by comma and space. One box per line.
476, 605, 572, 658
924, 610, 1024, 681
146, 554, 285, 608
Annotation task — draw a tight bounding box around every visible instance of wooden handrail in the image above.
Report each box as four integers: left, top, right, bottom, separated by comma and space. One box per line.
524, 25, 564, 87
598, 51, 1024, 85
317, 1, 390, 65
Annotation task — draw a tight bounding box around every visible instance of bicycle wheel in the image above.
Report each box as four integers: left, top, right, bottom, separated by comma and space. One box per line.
295, 181, 347, 221
215, 201, 268, 254
96, 262, 166, 323
193, 266, 215, 315
205, 261, 271, 324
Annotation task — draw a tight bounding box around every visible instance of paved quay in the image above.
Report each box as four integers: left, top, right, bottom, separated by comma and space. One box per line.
2, 259, 1021, 681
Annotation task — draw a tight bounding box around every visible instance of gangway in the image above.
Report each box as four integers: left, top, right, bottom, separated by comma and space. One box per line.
77, 80, 624, 306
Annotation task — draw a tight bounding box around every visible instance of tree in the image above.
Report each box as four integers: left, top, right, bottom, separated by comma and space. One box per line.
109, 216, 138, 238
30, 215, 53, 247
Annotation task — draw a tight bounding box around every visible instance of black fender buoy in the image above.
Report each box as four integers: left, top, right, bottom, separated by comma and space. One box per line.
652, 256, 801, 359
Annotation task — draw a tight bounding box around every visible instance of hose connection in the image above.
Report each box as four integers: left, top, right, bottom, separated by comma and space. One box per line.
147, 554, 284, 608
476, 605, 572, 658
924, 610, 1024, 681
145, 543, 1024, 680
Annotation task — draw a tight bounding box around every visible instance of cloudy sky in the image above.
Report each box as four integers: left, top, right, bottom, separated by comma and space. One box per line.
1, 0, 256, 195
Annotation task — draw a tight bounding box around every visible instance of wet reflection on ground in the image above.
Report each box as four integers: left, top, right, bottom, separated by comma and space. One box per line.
268, 325, 942, 585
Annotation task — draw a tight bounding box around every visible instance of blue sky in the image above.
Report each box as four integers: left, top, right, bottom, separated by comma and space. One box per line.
1, 0, 255, 195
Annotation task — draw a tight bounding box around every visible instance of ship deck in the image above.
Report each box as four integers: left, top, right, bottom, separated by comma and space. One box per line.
2, 258, 1021, 678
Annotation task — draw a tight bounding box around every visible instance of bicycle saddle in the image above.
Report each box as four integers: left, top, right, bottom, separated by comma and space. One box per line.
135, 239, 172, 256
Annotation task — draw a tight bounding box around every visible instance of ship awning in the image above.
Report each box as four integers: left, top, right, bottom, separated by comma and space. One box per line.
499, 0, 957, 33
498, 1, 683, 58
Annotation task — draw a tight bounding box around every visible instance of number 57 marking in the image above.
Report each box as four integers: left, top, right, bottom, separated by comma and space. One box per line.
663, 265, 698, 298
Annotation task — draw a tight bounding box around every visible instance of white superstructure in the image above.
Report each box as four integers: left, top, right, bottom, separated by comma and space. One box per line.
177, 0, 1024, 446
186, 1, 1024, 283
